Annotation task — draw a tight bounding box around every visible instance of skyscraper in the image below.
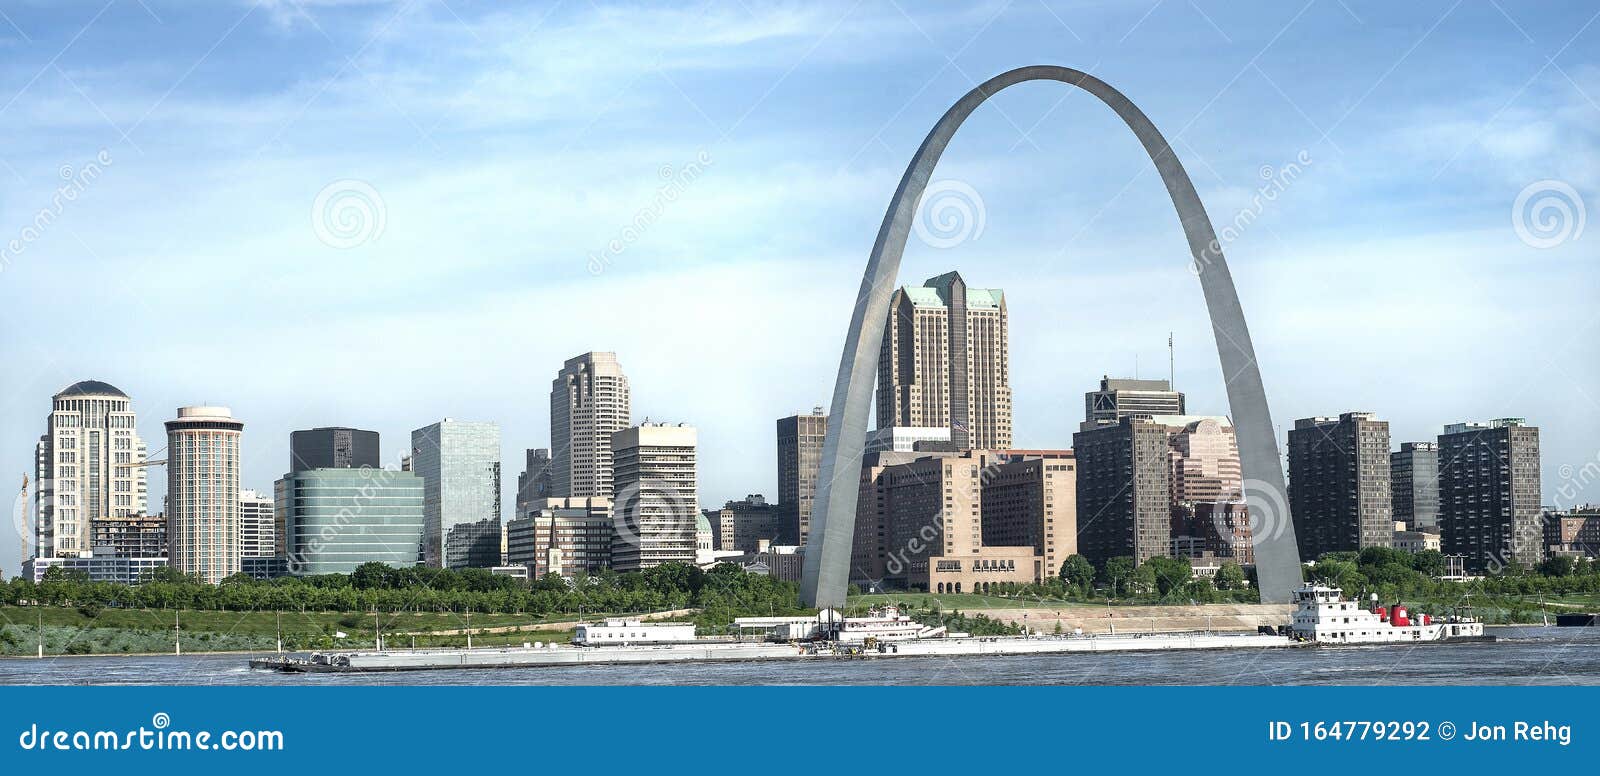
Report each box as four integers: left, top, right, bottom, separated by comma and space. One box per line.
515, 448, 555, 517
876, 271, 1011, 449
289, 427, 380, 471
34, 380, 148, 558
1083, 376, 1185, 429
166, 406, 244, 584
775, 408, 827, 545
1287, 412, 1392, 561
551, 352, 631, 498
610, 423, 697, 571
411, 419, 502, 568
1438, 419, 1542, 571
1391, 441, 1440, 530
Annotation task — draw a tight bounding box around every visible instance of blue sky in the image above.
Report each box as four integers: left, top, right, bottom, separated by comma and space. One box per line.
1, 0, 1596, 570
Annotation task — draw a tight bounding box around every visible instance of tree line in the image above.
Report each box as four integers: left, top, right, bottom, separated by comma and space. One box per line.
2, 562, 810, 630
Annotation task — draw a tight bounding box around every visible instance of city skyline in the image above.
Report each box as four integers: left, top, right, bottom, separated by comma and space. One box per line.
1, 2, 1596, 570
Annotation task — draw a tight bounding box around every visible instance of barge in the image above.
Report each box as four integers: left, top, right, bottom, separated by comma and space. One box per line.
250, 585, 1492, 674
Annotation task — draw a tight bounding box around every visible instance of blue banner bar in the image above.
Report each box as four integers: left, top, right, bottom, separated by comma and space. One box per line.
0, 686, 1592, 772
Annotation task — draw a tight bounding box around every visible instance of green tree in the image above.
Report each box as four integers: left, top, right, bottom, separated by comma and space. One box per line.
1059, 555, 1096, 590
1101, 556, 1135, 597
1214, 562, 1247, 591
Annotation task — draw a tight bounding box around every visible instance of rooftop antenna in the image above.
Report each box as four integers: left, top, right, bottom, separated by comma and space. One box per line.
1168, 332, 1175, 388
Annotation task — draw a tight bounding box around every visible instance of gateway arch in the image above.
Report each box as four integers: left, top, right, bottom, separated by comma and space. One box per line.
799, 65, 1303, 608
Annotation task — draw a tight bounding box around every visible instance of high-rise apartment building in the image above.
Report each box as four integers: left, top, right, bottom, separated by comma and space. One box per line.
1391, 441, 1440, 530
1438, 419, 1542, 571
1083, 376, 1185, 429
166, 406, 244, 584
239, 489, 275, 559
610, 423, 697, 571
1073, 417, 1176, 566
34, 381, 148, 558
876, 271, 1011, 449
290, 427, 380, 471
775, 408, 827, 545
1287, 412, 1393, 560
550, 352, 631, 498
411, 419, 502, 569
515, 448, 555, 516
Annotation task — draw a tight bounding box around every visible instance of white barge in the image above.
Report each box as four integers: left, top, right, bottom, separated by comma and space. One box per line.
249, 607, 1295, 673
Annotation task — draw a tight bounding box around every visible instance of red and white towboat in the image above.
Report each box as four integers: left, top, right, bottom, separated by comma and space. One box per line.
1289, 584, 1491, 645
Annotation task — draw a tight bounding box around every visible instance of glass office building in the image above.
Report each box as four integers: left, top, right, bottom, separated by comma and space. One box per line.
280, 468, 425, 575
411, 419, 502, 568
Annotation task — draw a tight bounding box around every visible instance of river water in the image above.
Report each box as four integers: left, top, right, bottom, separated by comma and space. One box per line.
3, 627, 1597, 685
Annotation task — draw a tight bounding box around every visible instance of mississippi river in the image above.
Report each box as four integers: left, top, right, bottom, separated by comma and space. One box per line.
2, 626, 1597, 685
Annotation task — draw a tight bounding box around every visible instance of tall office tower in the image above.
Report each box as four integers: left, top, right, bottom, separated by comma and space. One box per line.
1073, 418, 1174, 566
1167, 417, 1242, 504
1083, 376, 1185, 429
1391, 441, 1440, 530
1438, 419, 1542, 571
1165, 416, 1243, 557
609, 423, 698, 571
876, 271, 1011, 450
238, 489, 275, 559
411, 419, 502, 569
550, 352, 631, 498
290, 427, 380, 471
279, 468, 425, 575
166, 406, 244, 584
1287, 412, 1393, 561
704, 494, 782, 552
33, 381, 148, 558
776, 408, 827, 545
515, 448, 555, 517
